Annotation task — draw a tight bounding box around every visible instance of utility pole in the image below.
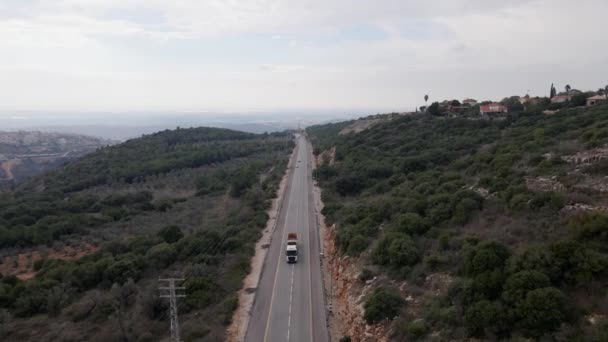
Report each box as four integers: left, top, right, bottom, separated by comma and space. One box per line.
159, 278, 186, 342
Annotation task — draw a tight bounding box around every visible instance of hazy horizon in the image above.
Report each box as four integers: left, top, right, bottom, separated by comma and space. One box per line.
0, 110, 366, 140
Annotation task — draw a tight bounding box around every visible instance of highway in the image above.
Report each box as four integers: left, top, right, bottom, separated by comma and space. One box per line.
245, 134, 328, 342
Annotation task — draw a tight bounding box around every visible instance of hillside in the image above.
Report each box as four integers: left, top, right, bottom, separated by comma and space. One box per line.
0, 127, 293, 341
307, 104, 608, 340
0, 131, 115, 188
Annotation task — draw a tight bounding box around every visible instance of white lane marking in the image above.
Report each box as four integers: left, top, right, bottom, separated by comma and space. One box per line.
263, 142, 298, 342
287, 147, 302, 341
286, 264, 295, 342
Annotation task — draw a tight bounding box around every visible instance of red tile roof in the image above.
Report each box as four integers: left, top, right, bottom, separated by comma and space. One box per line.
480, 103, 507, 113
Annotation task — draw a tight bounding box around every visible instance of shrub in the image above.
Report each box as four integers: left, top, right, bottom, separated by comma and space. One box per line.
506, 246, 559, 282
502, 270, 551, 305
396, 212, 429, 235
462, 241, 510, 276
158, 225, 184, 244
346, 235, 368, 256
517, 287, 568, 338
363, 287, 404, 323
451, 197, 482, 225
335, 175, 365, 196
405, 320, 429, 340
146, 243, 177, 268
569, 212, 608, 243
358, 268, 375, 282
372, 233, 419, 269
464, 300, 504, 337
549, 240, 608, 285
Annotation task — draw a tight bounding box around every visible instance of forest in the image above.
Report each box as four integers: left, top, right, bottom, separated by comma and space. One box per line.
0, 127, 293, 341
308, 103, 608, 340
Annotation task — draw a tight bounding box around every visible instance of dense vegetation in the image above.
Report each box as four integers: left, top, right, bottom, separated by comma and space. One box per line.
308, 103, 608, 340
0, 127, 293, 341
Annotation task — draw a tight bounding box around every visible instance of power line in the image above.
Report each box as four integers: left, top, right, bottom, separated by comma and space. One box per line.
159, 277, 186, 342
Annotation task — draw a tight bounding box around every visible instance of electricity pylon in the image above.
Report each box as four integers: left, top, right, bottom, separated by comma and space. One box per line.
159, 278, 186, 342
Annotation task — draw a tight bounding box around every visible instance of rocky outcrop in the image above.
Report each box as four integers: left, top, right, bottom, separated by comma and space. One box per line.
525, 176, 566, 192
562, 147, 608, 165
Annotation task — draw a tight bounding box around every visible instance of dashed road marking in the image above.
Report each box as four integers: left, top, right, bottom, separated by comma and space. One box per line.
287, 265, 295, 341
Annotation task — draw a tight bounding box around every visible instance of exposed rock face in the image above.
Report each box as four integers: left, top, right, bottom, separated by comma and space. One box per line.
562, 147, 608, 164
525, 176, 566, 192
564, 203, 608, 212
325, 229, 383, 342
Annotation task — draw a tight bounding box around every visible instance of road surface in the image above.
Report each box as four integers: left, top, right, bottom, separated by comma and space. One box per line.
245, 134, 328, 342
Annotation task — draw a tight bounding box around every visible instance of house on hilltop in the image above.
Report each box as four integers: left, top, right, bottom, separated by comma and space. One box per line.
551, 95, 571, 103
480, 103, 508, 116
587, 94, 607, 106
463, 98, 477, 106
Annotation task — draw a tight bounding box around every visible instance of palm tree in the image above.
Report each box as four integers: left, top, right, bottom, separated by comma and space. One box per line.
424, 94, 429, 104
565, 84, 571, 98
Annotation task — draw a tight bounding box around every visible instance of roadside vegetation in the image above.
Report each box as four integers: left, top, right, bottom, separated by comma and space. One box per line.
0, 127, 293, 341
307, 103, 608, 340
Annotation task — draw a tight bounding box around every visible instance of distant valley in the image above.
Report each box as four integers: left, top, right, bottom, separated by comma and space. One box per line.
0, 131, 115, 187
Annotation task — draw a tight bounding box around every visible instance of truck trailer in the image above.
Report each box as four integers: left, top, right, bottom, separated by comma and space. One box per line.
286, 233, 298, 263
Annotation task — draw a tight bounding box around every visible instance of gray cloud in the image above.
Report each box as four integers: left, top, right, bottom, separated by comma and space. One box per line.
0, 0, 606, 112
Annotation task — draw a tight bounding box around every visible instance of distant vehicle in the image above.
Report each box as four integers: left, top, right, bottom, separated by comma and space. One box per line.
286, 233, 298, 263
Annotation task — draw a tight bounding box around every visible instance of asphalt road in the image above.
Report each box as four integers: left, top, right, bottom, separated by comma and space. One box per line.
245, 134, 328, 342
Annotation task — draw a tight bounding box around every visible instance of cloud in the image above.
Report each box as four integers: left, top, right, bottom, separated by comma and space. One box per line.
0, 0, 607, 112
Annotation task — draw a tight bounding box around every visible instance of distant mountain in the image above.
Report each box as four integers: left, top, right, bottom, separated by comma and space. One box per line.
2, 110, 364, 140
28, 122, 294, 140
0, 131, 115, 186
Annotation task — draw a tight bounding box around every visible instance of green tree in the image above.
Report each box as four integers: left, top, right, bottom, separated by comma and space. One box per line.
464, 300, 504, 337
146, 243, 177, 268
372, 233, 419, 268
569, 212, 608, 243
427, 102, 441, 116
335, 175, 365, 196
500, 96, 524, 112
463, 241, 510, 276
570, 92, 587, 107
502, 270, 551, 305
46, 284, 73, 317
158, 225, 184, 243
396, 212, 429, 235
363, 287, 404, 323
346, 235, 368, 256
549, 240, 607, 285
517, 287, 568, 338
506, 246, 559, 282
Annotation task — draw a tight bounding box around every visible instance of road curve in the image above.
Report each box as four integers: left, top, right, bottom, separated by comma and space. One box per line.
245, 134, 328, 342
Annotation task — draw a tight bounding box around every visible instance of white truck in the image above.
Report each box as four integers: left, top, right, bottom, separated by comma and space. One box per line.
286, 233, 298, 263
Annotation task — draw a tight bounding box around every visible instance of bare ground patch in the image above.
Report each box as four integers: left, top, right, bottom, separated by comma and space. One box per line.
0, 243, 100, 280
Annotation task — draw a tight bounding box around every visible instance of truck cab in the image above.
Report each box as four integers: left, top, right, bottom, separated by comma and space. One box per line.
286, 233, 298, 263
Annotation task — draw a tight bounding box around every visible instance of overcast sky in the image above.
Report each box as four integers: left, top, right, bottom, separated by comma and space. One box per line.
1, 0, 607, 114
